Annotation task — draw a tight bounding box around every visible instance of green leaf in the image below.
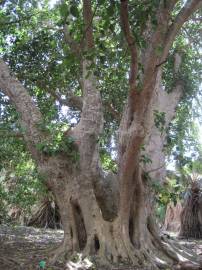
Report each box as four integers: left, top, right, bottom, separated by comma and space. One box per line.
107, 5, 115, 17
59, 2, 69, 18
97, 0, 105, 4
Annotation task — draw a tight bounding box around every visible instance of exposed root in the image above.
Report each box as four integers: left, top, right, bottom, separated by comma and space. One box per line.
48, 232, 202, 270
48, 239, 70, 265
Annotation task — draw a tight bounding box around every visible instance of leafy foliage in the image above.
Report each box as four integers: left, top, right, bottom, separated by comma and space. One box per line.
0, 161, 47, 223
36, 121, 79, 161
154, 110, 166, 134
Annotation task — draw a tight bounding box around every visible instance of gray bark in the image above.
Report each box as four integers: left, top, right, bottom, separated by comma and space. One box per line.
145, 54, 183, 182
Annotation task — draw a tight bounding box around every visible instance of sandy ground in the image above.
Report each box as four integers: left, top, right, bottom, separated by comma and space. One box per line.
0, 225, 64, 269
0, 225, 202, 270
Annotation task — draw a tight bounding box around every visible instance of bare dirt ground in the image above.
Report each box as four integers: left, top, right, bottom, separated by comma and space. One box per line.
0, 225, 64, 270
0, 225, 202, 270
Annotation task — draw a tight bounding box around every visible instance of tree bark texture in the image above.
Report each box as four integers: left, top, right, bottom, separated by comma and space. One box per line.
180, 182, 202, 239
145, 54, 183, 183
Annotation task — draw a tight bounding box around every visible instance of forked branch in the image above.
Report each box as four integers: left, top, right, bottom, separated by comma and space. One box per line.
161, 0, 202, 62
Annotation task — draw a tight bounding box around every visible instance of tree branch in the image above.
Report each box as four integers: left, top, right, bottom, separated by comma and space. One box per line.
120, 0, 138, 89
144, 54, 183, 181
160, 0, 202, 62
83, 0, 94, 49
146, 164, 165, 174
68, 0, 103, 172
63, 1, 98, 55
0, 59, 44, 160
142, 4, 170, 82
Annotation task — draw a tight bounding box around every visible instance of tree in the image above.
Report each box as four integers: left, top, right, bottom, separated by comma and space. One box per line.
0, 0, 202, 269
180, 180, 202, 239
179, 159, 202, 238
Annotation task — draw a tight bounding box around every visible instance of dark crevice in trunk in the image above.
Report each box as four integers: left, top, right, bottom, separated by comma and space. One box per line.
129, 215, 134, 243
71, 202, 87, 250
94, 235, 100, 252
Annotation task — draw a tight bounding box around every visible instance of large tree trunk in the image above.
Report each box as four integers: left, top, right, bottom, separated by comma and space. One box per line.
38, 152, 200, 269
144, 58, 183, 183
41, 155, 184, 269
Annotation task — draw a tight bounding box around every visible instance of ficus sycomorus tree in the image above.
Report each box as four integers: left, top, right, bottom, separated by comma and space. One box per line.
0, 0, 202, 268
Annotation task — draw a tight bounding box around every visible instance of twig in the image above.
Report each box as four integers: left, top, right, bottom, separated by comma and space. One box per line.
146, 163, 165, 174
155, 59, 168, 69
